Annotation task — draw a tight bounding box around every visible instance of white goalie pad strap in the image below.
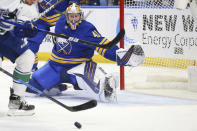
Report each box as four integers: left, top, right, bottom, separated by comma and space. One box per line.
174, 0, 189, 10
15, 49, 35, 72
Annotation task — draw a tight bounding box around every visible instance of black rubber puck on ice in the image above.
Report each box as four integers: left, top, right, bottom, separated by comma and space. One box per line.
74, 121, 82, 129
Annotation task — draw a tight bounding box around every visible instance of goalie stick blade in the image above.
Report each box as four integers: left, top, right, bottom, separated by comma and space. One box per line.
69, 100, 97, 112
100, 29, 125, 49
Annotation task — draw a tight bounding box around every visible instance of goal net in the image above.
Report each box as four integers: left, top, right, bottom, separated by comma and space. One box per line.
122, 0, 197, 93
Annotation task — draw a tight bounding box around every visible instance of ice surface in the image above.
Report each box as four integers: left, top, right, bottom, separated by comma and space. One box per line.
0, 61, 197, 131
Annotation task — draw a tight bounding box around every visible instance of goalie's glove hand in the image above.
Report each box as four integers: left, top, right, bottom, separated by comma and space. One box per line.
14, 21, 38, 38
116, 45, 145, 67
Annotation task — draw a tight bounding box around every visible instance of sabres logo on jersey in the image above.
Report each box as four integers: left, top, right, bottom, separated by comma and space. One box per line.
54, 36, 72, 54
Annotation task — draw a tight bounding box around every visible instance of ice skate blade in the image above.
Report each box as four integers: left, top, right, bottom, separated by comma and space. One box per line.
7, 109, 35, 116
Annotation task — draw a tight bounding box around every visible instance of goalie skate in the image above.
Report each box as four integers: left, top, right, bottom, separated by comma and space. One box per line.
7, 94, 35, 116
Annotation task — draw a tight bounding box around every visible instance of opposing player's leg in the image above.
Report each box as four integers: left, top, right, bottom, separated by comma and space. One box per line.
0, 33, 36, 116
8, 49, 35, 116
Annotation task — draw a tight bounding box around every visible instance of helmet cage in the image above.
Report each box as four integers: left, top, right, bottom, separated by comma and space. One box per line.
65, 3, 84, 30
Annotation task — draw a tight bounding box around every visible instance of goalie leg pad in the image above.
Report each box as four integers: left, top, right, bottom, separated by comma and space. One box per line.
68, 61, 118, 102
31, 63, 62, 91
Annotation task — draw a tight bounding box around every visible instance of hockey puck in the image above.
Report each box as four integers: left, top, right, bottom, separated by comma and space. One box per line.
74, 121, 82, 129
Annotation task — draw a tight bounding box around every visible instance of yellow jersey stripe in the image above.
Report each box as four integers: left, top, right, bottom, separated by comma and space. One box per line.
50, 53, 91, 64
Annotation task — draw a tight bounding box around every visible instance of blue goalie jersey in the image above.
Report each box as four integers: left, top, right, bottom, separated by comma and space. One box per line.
50, 15, 118, 66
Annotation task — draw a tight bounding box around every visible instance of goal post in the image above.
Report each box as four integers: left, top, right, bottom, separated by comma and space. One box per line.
120, 0, 125, 90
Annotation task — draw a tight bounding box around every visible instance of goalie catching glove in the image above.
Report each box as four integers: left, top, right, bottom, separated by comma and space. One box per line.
116, 44, 145, 67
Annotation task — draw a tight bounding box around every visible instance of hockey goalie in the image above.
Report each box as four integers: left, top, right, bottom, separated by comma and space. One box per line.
26, 3, 145, 103
28, 43, 145, 103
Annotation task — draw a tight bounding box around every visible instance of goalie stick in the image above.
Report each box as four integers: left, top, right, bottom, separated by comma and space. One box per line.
0, 67, 97, 112
0, 18, 125, 49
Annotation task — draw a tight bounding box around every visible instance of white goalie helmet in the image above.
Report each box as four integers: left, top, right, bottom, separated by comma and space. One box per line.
65, 3, 84, 30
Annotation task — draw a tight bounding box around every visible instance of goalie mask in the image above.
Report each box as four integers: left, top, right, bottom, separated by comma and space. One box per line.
65, 3, 84, 30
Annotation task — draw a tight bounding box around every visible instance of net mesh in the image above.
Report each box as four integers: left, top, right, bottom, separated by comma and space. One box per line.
125, 0, 174, 8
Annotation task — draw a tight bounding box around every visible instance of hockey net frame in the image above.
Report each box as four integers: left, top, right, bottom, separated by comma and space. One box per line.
119, 0, 196, 90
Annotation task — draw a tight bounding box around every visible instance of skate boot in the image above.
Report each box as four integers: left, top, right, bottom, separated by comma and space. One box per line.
7, 93, 35, 116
